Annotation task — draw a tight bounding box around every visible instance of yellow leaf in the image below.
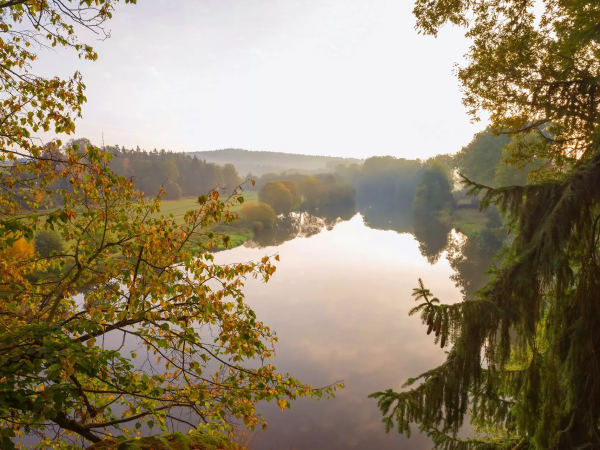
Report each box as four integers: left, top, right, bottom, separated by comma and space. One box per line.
277, 399, 288, 411
274, 255, 280, 261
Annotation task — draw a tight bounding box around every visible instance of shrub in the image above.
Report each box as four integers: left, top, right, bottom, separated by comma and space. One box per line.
35, 230, 66, 258
1, 236, 34, 261
241, 203, 277, 228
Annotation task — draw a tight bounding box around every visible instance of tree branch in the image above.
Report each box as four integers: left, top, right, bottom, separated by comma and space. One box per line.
0, 0, 30, 10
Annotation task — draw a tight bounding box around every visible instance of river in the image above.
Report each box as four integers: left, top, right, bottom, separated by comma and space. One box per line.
210, 204, 493, 450
22, 204, 489, 449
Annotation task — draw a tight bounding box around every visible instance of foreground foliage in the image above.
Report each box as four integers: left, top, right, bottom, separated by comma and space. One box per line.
372, 1, 600, 449
86, 431, 240, 450
0, 2, 340, 448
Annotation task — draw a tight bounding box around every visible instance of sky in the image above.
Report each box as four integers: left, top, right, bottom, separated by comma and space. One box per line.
38, 0, 486, 159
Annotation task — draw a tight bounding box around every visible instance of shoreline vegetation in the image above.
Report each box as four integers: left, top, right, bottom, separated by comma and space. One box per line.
19, 125, 519, 261
40, 127, 521, 258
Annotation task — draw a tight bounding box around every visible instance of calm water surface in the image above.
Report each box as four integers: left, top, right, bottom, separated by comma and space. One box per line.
211, 208, 491, 450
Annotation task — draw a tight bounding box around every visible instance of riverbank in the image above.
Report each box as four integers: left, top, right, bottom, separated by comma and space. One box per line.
440, 206, 505, 253
444, 208, 488, 238
155, 192, 258, 250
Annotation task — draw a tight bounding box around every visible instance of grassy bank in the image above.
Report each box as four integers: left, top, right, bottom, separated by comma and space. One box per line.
148, 192, 259, 250
448, 208, 488, 239
151, 192, 258, 224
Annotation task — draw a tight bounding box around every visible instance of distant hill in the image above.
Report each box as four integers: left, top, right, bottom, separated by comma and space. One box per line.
189, 148, 363, 177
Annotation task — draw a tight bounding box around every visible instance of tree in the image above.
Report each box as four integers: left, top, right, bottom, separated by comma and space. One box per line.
453, 129, 510, 187
493, 135, 544, 188
162, 178, 182, 200
372, 1, 600, 449
0, 236, 34, 261
205, 163, 224, 192
337, 156, 422, 206
412, 161, 453, 218
0, 3, 341, 449
222, 163, 242, 193
298, 176, 323, 208
258, 181, 294, 214
35, 230, 66, 258
280, 180, 301, 207
454, 129, 542, 188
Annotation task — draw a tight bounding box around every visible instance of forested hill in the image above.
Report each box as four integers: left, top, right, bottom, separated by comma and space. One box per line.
189, 148, 363, 176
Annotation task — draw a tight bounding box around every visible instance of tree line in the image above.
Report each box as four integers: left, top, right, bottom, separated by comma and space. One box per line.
330, 129, 543, 254
106, 142, 242, 199
240, 174, 355, 232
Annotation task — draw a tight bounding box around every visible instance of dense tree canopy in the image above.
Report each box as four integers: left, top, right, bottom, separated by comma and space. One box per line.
297, 175, 355, 208
372, 1, 600, 449
108, 146, 228, 199
453, 130, 510, 187
454, 129, 542, 188
337, 156, 423, 206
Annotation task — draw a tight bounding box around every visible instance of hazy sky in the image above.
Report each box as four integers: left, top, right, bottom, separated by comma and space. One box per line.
39, 0, 485, 159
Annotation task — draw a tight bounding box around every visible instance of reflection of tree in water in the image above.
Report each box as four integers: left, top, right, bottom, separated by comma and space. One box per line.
246, 205, 356, 248
445, 234, 496, 299
411, 211, 495, 295
357, 201, 413, 234
411, 211, 495, 298
411, 214, 452, 264
247, 200, 494, 302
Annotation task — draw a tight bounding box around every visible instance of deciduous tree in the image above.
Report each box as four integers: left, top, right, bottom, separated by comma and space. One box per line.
222, 164, 242, 193
0, 2, 341, 448
258, 182, 293, 214
280, 180, 301, 207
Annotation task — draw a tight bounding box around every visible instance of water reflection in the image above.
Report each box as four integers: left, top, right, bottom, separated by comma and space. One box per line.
247, 205, 356, 248
446, 234, 495, 298
45, 205, 491, 450
412, 214, 452, 264
357, 201, 413, 235
210, 204, 492, 450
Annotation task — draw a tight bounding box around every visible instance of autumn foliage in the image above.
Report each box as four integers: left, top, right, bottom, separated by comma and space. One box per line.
258, 181, 295, 214
241, 203, 277, 228
0, 2, 342, 449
